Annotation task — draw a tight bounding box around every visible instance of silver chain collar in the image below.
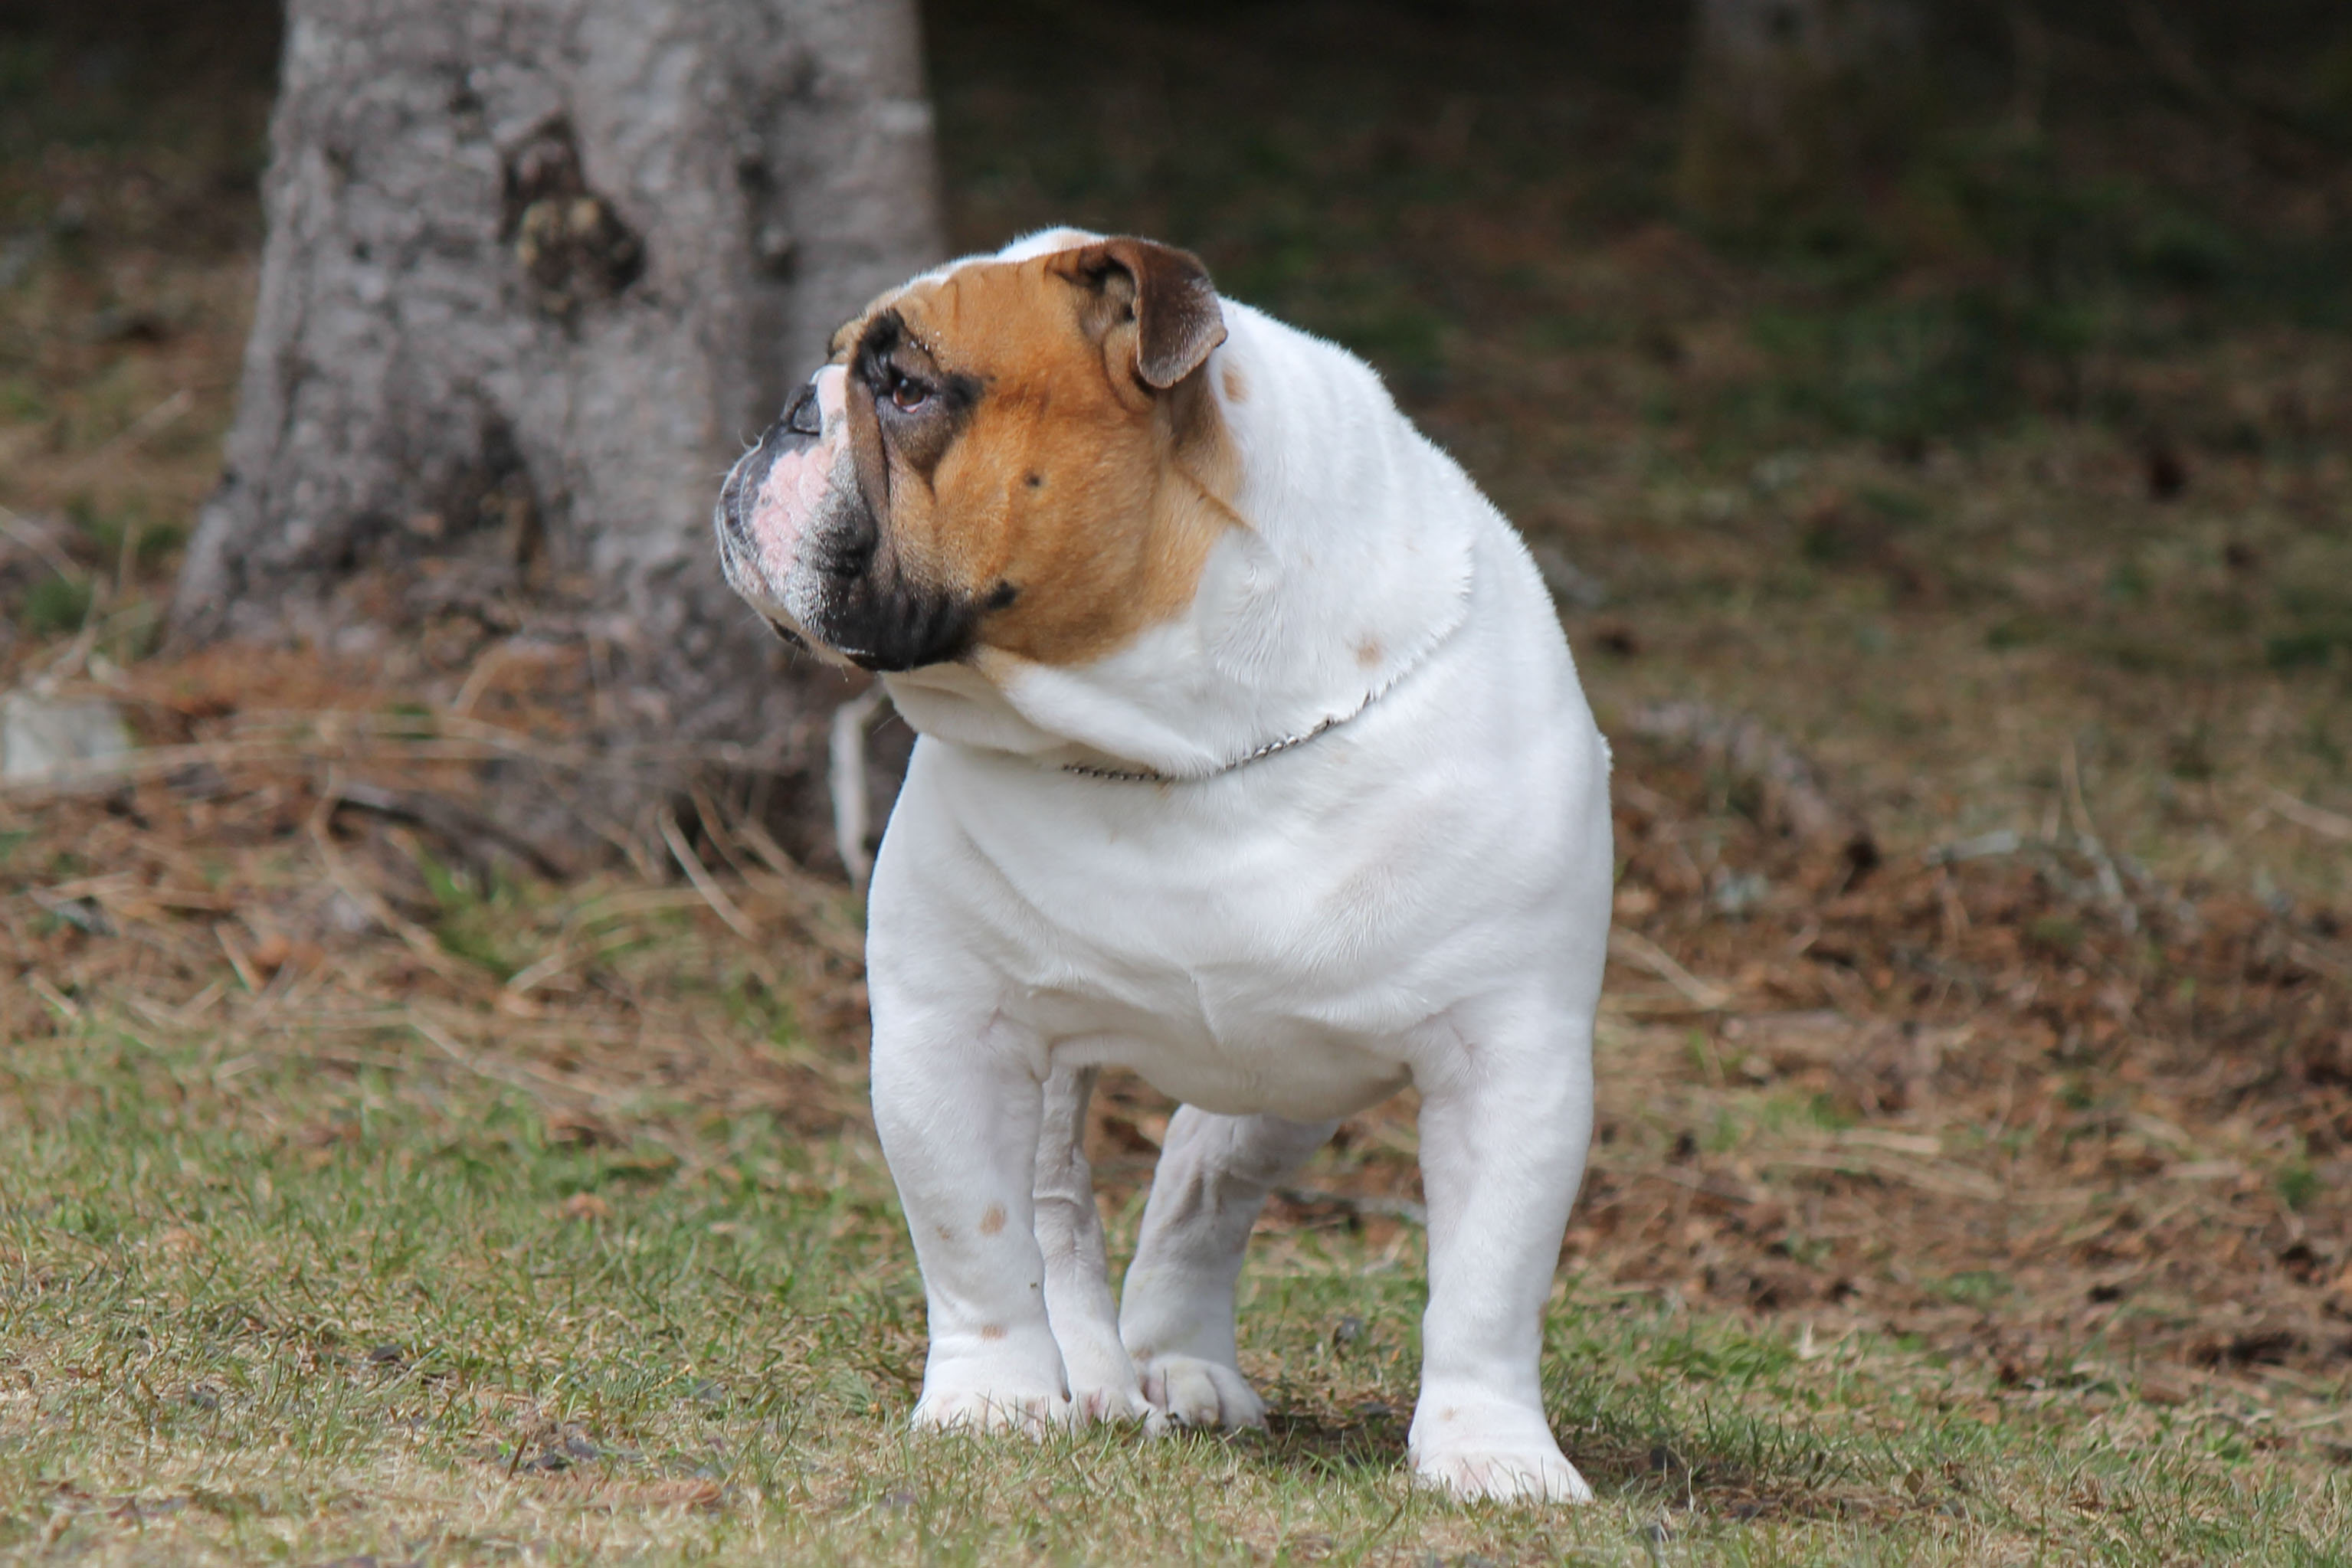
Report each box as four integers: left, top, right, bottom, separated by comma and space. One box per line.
1058, 632, 1448, 785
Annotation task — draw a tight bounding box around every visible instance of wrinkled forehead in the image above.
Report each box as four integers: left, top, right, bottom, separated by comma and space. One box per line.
827, 247, 1097, 373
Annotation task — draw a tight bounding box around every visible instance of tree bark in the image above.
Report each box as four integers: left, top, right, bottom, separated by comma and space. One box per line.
172, 0, 941, 846
1676, 0, 1925, 233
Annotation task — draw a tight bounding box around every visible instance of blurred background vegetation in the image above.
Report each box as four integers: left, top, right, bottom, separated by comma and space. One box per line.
2, 0, 2349, 873
6, 0, 2350, 691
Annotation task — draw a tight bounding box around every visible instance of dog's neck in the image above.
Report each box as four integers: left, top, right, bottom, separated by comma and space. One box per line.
883, 303, 1480, 780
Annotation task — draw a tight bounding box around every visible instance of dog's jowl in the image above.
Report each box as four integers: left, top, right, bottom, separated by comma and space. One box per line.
716, 230, 1612, 1504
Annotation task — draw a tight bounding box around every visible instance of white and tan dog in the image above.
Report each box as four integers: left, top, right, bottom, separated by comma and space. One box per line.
716, 230, 1611, 1503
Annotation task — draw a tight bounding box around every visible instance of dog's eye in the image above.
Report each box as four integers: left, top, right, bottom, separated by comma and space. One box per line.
889, 371, 931, 412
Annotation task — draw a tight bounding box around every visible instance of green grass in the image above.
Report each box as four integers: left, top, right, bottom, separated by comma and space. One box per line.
3, 1025, 2346, 1564
15, 573, 90, 639
414, 850, 531, 981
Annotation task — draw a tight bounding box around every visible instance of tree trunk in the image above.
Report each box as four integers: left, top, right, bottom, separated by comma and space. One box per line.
172, 0, 941, 853
1676, 0, 1924, 233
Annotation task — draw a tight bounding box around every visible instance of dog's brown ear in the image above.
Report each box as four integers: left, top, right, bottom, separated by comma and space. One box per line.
1070, 237, 1227, 390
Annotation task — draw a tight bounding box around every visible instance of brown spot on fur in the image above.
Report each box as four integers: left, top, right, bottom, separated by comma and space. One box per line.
1221, 362, 1246, 403
1354, 637, 1382, 667
978, 1203, 1007, 1236
935, 1225, 954, 1242
979, 1324, 1007, 1341
825, 241, 1241, 667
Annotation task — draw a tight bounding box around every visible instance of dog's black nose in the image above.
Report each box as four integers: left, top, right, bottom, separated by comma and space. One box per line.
720, 379, 827, 544
781, 380, 822, 438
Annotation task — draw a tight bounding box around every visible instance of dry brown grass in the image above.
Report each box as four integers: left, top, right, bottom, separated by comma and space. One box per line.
5, 661, 2351, 1560
5, 640, 2350, 1414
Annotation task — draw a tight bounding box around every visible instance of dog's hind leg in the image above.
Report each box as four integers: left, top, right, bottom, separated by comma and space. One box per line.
1118, 1107, 1336, 1429
1034, 1062, 1155, 1426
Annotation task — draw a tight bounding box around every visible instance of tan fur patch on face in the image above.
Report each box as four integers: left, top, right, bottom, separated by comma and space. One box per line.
834, 249, 1238, 667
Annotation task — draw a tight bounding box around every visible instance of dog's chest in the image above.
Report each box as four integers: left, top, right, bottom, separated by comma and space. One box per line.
1019, 898, 1420, 1119
898, 757, 1507, 1118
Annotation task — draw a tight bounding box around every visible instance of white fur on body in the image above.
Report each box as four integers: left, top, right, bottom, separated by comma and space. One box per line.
855, 260, 1614, 1504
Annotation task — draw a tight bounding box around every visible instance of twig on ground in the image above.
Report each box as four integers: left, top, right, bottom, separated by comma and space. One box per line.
332, 778, 570, 879
500, 944, 581, 998
729, 813, 864, 955
657, 808, 794, 999
500, 925, 650, 998
1764, 1149, 2004, 1203
722, 845, 867, 965
213, 924, 262, 994
1925, 830, 2023, 865
2060, 741, 2137, 933
1608, 927, 1734, 1010
1649, 1164, 1763, 1205
57, 388, 192, 483
658, 808, 758, 943
27, 973, 80, 1020
408, 1010, 561, 1108
686, 782, 755, 879
1928, 827, 2182, 934
1629, 700, 1877, 873
0, 505, 83, 582
306, 772, 470, 981
447, 637, 519, 716
2266, 787, 2352, 843
730, 813, 804, 884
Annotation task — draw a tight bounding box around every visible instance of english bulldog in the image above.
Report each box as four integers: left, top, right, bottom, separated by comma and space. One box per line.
715, 230, 1612, 1503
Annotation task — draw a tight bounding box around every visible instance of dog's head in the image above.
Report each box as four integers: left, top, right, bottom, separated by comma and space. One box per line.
716, 232, 1234, 673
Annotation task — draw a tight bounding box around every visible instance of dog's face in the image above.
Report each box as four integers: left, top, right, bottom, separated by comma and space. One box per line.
716, 235, 1236, 673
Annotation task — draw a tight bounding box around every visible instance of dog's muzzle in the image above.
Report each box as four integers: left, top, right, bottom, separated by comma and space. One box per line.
716, 380, 829, 648
715, 373, 981, 673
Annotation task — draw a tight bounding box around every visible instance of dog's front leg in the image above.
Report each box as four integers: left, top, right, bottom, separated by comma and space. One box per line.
1034, 1063, 1155, 1426
1407, 1010, 1597, 1504
872, 1009, 1072, 1435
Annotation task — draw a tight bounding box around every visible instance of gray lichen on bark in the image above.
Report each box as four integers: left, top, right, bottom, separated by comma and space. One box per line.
175, 0, 941, 787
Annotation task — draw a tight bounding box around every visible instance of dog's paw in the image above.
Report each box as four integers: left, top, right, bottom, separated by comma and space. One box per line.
1135, 1355, 1266, 1430
1056, 1334, 1157, 1429
1070, 1382, 1161, 1429
911, 1385, 1070, 1438
1410, 1444, 1594, 1505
